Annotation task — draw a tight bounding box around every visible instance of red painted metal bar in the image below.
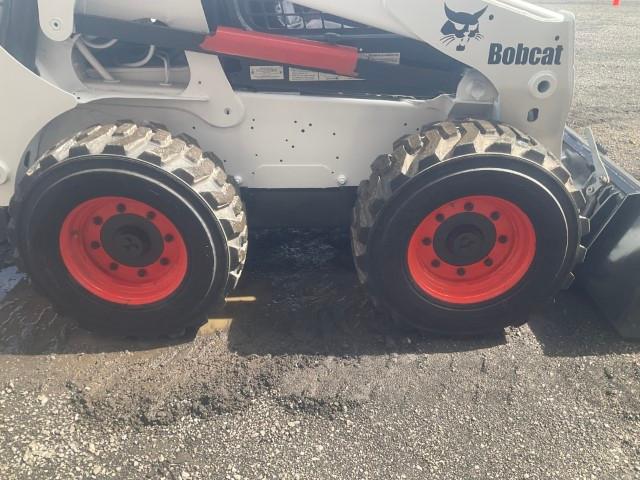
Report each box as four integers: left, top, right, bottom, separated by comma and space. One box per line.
200, 27, 360, 77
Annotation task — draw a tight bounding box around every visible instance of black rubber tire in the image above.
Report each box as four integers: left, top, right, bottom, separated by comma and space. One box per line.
352, 119, 589, 335
8, 122, 248, 337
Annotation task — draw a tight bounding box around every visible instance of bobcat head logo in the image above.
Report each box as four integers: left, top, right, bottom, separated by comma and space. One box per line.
441, 4, 488, 51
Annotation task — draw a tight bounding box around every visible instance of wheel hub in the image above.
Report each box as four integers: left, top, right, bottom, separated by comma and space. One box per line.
433, 212, 496, 266
101, 214, 164, 267
407, 195, 536, 305
59, 196, 188, 305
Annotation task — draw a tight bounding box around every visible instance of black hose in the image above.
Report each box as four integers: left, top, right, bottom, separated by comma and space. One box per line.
1, 0, 39, 72
0, 0, 11, 47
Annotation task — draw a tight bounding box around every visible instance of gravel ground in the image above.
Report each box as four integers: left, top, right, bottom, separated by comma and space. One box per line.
1, 2, 640, 479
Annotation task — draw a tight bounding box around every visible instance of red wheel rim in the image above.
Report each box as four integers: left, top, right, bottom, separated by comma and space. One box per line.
59, 196, 188, 305
407, 195, 536, 305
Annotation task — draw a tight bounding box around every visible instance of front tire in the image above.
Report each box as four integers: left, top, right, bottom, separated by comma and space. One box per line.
8, 122, 248, 337
352, 120, 588, 335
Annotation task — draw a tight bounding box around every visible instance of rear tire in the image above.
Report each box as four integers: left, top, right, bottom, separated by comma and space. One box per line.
352, 120, 588, 335
8, 122, 248, 337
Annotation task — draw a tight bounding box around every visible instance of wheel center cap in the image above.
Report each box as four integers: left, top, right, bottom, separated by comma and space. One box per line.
119, 233, 144, 254
434, 213, 497, 266
101, 214, 164, 267
447, 226, 484, 256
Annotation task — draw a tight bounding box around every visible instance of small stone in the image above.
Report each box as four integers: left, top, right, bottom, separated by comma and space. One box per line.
22, 449, 34, 465
22, 441, 53, 464
92, 465, 102, 475
88, 443, 97, 454
37, 394, 49, 406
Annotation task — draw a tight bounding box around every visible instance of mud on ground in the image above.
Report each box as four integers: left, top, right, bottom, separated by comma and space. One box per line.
1, 2, 640, 480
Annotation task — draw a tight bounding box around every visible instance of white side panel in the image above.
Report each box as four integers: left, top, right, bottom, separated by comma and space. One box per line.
0, 48, 77, 206
37, 93, 464, 189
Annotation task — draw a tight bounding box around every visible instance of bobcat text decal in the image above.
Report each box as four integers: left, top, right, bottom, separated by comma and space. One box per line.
488, 43, 564, 65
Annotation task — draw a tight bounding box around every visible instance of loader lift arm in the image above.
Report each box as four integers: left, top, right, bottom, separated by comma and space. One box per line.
73, 14, 463, 92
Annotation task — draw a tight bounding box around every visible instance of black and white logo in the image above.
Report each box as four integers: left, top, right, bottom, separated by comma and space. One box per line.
440, 4, 488, 52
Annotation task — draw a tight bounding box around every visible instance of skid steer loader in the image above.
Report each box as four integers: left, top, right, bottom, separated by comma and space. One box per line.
0, 0, 638, 339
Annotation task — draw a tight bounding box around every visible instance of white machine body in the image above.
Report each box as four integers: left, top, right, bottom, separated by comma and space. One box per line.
0, 0, 575, 205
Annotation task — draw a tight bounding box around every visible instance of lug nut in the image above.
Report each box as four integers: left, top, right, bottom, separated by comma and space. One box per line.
109, 263, 119, 271
117, 203, 126, 213
457, 268, 466, 276
464, 202, 474, 212
165, 234, 175, 243
436, 213, 445, 223
90, 241, 101, 250
138, 269, 147, 278
422, 237, 432, 246
491, 212, 501, 221
147, 211, 156, 220
93, 216, 103, 226
160, 258, 170, 266
498, 235, 508, 244
484, 258, 494, 267
431, 259, 441, 268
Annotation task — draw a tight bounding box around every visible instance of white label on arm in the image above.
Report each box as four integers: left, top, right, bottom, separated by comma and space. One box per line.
250, 66, 285, 80
358, 53, 401, 64
289, 68, 363, 82
289, 68, 320, 82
